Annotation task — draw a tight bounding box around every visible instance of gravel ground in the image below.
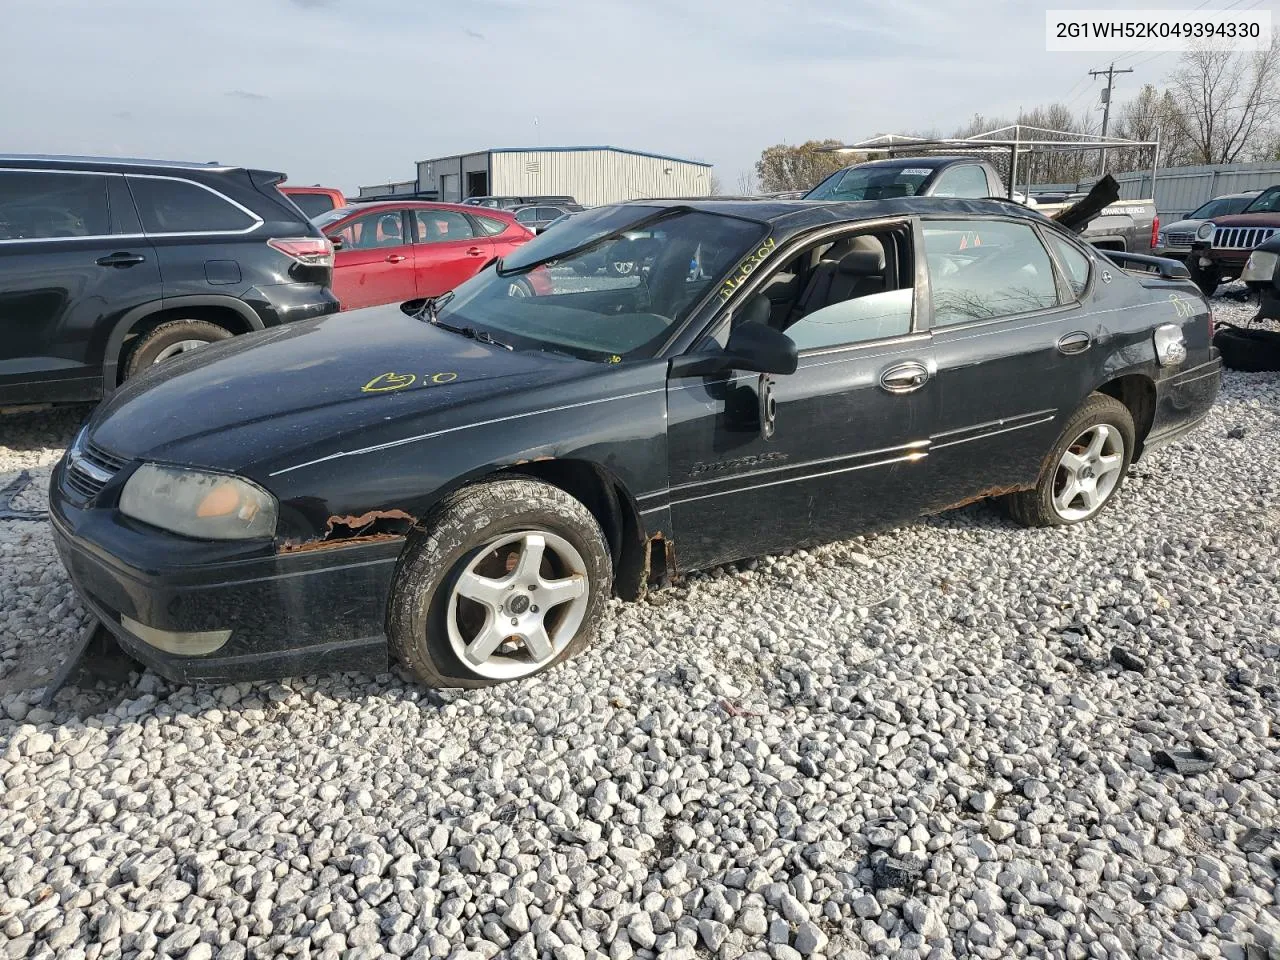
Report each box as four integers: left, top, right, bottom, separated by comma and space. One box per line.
1, 294, 1278, 960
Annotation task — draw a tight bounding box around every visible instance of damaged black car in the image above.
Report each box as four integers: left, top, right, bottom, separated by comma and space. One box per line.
50, 198, 1222, 687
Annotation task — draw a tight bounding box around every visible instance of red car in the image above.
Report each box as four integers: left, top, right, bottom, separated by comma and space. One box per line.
280, 185, 347, 219
314, 202, 534, 311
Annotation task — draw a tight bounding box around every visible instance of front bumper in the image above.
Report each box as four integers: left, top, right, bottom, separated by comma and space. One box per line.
49, 459, 395, 684
1143, 355, 1223, 455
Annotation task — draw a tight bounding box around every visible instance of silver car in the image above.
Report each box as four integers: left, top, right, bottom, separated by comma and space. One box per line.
1155, 191, 1261, 259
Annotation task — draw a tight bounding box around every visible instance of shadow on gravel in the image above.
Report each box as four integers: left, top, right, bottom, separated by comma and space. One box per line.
0, 404, 90, 453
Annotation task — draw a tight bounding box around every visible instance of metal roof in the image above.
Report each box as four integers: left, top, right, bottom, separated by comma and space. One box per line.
0, 153, 238, 171
421, 146, 713, 168
625, 195, 1058, 228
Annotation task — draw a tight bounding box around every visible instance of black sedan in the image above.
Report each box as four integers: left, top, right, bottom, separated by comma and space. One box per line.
51, 198, 1222, 687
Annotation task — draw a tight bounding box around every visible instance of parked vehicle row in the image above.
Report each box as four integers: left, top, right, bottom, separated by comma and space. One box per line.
1188, 184, 1280, 295
49, 194, 1220, 689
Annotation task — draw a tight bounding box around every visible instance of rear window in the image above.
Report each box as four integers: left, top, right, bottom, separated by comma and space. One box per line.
128, 177, 257, 233
806, 165, 933, 202
286, 192, 336, 218
0, 170, 110, 240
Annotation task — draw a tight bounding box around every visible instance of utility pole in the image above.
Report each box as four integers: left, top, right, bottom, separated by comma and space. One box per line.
1091, 62, 1134, 174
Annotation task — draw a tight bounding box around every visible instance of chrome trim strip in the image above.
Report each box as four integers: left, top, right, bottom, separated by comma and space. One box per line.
932, 408, 1057, 440
664, 440, 931, 496
669, 450, 927, 506
931, 414, 1056, 450
269, 388, 668, 476
69, 457, 113, 485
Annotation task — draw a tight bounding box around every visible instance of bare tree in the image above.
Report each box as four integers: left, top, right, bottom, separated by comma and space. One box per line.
754, 139, 850, 192
1168, 40, 1280, 164
706, 173, 723, 196
736, 169, 758, 195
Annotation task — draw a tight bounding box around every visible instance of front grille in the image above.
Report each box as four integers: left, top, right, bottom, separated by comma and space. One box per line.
1167, 231, 1196, 246
1212, 226, 1276, 250
64, 439, 128, 502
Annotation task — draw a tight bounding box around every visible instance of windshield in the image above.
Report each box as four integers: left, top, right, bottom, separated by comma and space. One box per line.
313, 206, 357, 229
1244, 187, 1280, 214
1190, 196, 1243, 219
434, 207, 767, 362
805, 165, 933, 201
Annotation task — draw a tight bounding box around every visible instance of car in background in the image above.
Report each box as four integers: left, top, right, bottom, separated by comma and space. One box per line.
1155, 190, 1261, 260
463, 195, 578, 210
511, 202, 584, 234
1187, 184, 1280, 295
313, 201, 534, 311
0, 154, 338, 405
281, 185, 347, 219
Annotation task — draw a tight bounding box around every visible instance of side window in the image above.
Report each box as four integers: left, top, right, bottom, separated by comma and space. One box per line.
415, 210, 476, 243
922, 220, 1060, 326
515, 208, 538, 224
332, 211, 404, 250
127, 177, 256, 233
287, 192, 335, 218
931, 165, 990, 199
743, 227, 915, 352
0, 171, 110, 240
473, 215, 508, 236
1045, 232, 1090, 297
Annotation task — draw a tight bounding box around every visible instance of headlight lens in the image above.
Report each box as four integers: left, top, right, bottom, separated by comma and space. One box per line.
1242, 250, 1279, 282
1156, 232, 1166, 247
120, 464, 277, 540
1197, 221, 1215, 240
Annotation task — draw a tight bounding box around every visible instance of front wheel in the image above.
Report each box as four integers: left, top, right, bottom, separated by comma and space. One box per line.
1006, 393, 1135, 527
387, 478, 612, 687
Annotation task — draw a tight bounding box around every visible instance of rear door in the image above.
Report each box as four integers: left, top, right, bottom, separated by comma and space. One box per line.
410, 208, 492, 298
326, 208, 416, 310
920, 216, 1093, 508
0, 169, 159, 404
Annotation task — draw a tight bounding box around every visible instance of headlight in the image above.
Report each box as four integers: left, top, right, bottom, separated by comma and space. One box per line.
1242, 250, 1279, 282
1196, 221, 1215, 240
1156, 232, 1166, 247
120, 464, 277, 540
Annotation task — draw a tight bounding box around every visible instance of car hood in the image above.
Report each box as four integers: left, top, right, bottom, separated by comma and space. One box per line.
1205, 212, 1280, 228
1162, 218, 1203, 233
88, 304, 587, 473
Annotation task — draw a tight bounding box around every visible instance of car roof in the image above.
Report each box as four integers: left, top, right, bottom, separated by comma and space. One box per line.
835, 156, 977, 170
329, 200, 515, 218
619, 195, 1058, 229
0, 153, 249, 175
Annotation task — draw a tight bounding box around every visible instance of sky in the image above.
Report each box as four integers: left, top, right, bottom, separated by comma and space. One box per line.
2, 0, 1271, 194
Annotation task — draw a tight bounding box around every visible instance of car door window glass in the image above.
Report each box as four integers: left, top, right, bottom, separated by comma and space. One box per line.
1045, 232, 1090, 297
0, 171, 110, 240
128, 177, 256, 233
415, 210, 476, 243
287, 192, 335, 218
332, 211, 404, 250
515, 209, 538, 224
746, 229, 914, 352
931, 165, 990, 198
923, 220, 1060, 326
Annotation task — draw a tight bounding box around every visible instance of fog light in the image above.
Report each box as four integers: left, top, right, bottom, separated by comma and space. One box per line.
1153, 323, 1187, 367
120, 616, 231, 655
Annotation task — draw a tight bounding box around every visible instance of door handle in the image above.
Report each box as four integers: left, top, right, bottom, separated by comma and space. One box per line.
466, 247, 485, 257
384, 254, 407, 263
96, 252, 146, 268
1057, 331, 1093, 355
880, 361, 930, 394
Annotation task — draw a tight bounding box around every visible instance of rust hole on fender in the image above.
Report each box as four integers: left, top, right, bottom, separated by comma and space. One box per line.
278, 509, 418, 554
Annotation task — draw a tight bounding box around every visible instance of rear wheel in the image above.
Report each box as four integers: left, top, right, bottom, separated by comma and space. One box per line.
388, 478, 612, 687
1006, 393, 1135, 527
124, 319, 233, 379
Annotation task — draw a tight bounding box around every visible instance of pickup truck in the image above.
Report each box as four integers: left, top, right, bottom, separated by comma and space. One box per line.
805, 156, 1158, 254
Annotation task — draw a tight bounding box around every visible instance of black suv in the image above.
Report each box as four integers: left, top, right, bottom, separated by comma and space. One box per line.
0, 155, 339, 405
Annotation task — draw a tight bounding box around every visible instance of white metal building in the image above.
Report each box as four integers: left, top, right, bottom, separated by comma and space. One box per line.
415, 146, 713, 206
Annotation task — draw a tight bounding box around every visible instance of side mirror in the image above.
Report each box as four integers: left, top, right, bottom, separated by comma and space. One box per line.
724, 322, 798, 375
328, 235, 344, 251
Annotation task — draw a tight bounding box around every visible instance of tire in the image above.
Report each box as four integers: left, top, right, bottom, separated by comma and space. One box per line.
387, 478, 613, 688
124, 319, 233, 379
610, 259, 636, 277
1006, 393, 1136, 528
505, 277, 534, 298
1190, 263, 1222, 298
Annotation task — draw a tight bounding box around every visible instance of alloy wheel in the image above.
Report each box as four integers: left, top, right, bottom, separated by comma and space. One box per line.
445, 530, 590, 681
1052, 423, 1125, 521
152, 339, 210, 364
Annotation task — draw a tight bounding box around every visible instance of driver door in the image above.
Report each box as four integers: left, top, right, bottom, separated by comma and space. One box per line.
664, 221, 938, 569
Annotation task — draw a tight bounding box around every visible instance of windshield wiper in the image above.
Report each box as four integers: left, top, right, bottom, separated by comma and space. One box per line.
418, 290, 456, 324
419, 295, 514, 350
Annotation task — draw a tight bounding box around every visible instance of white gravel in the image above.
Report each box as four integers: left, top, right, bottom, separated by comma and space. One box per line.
1, 294, 1278, 960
